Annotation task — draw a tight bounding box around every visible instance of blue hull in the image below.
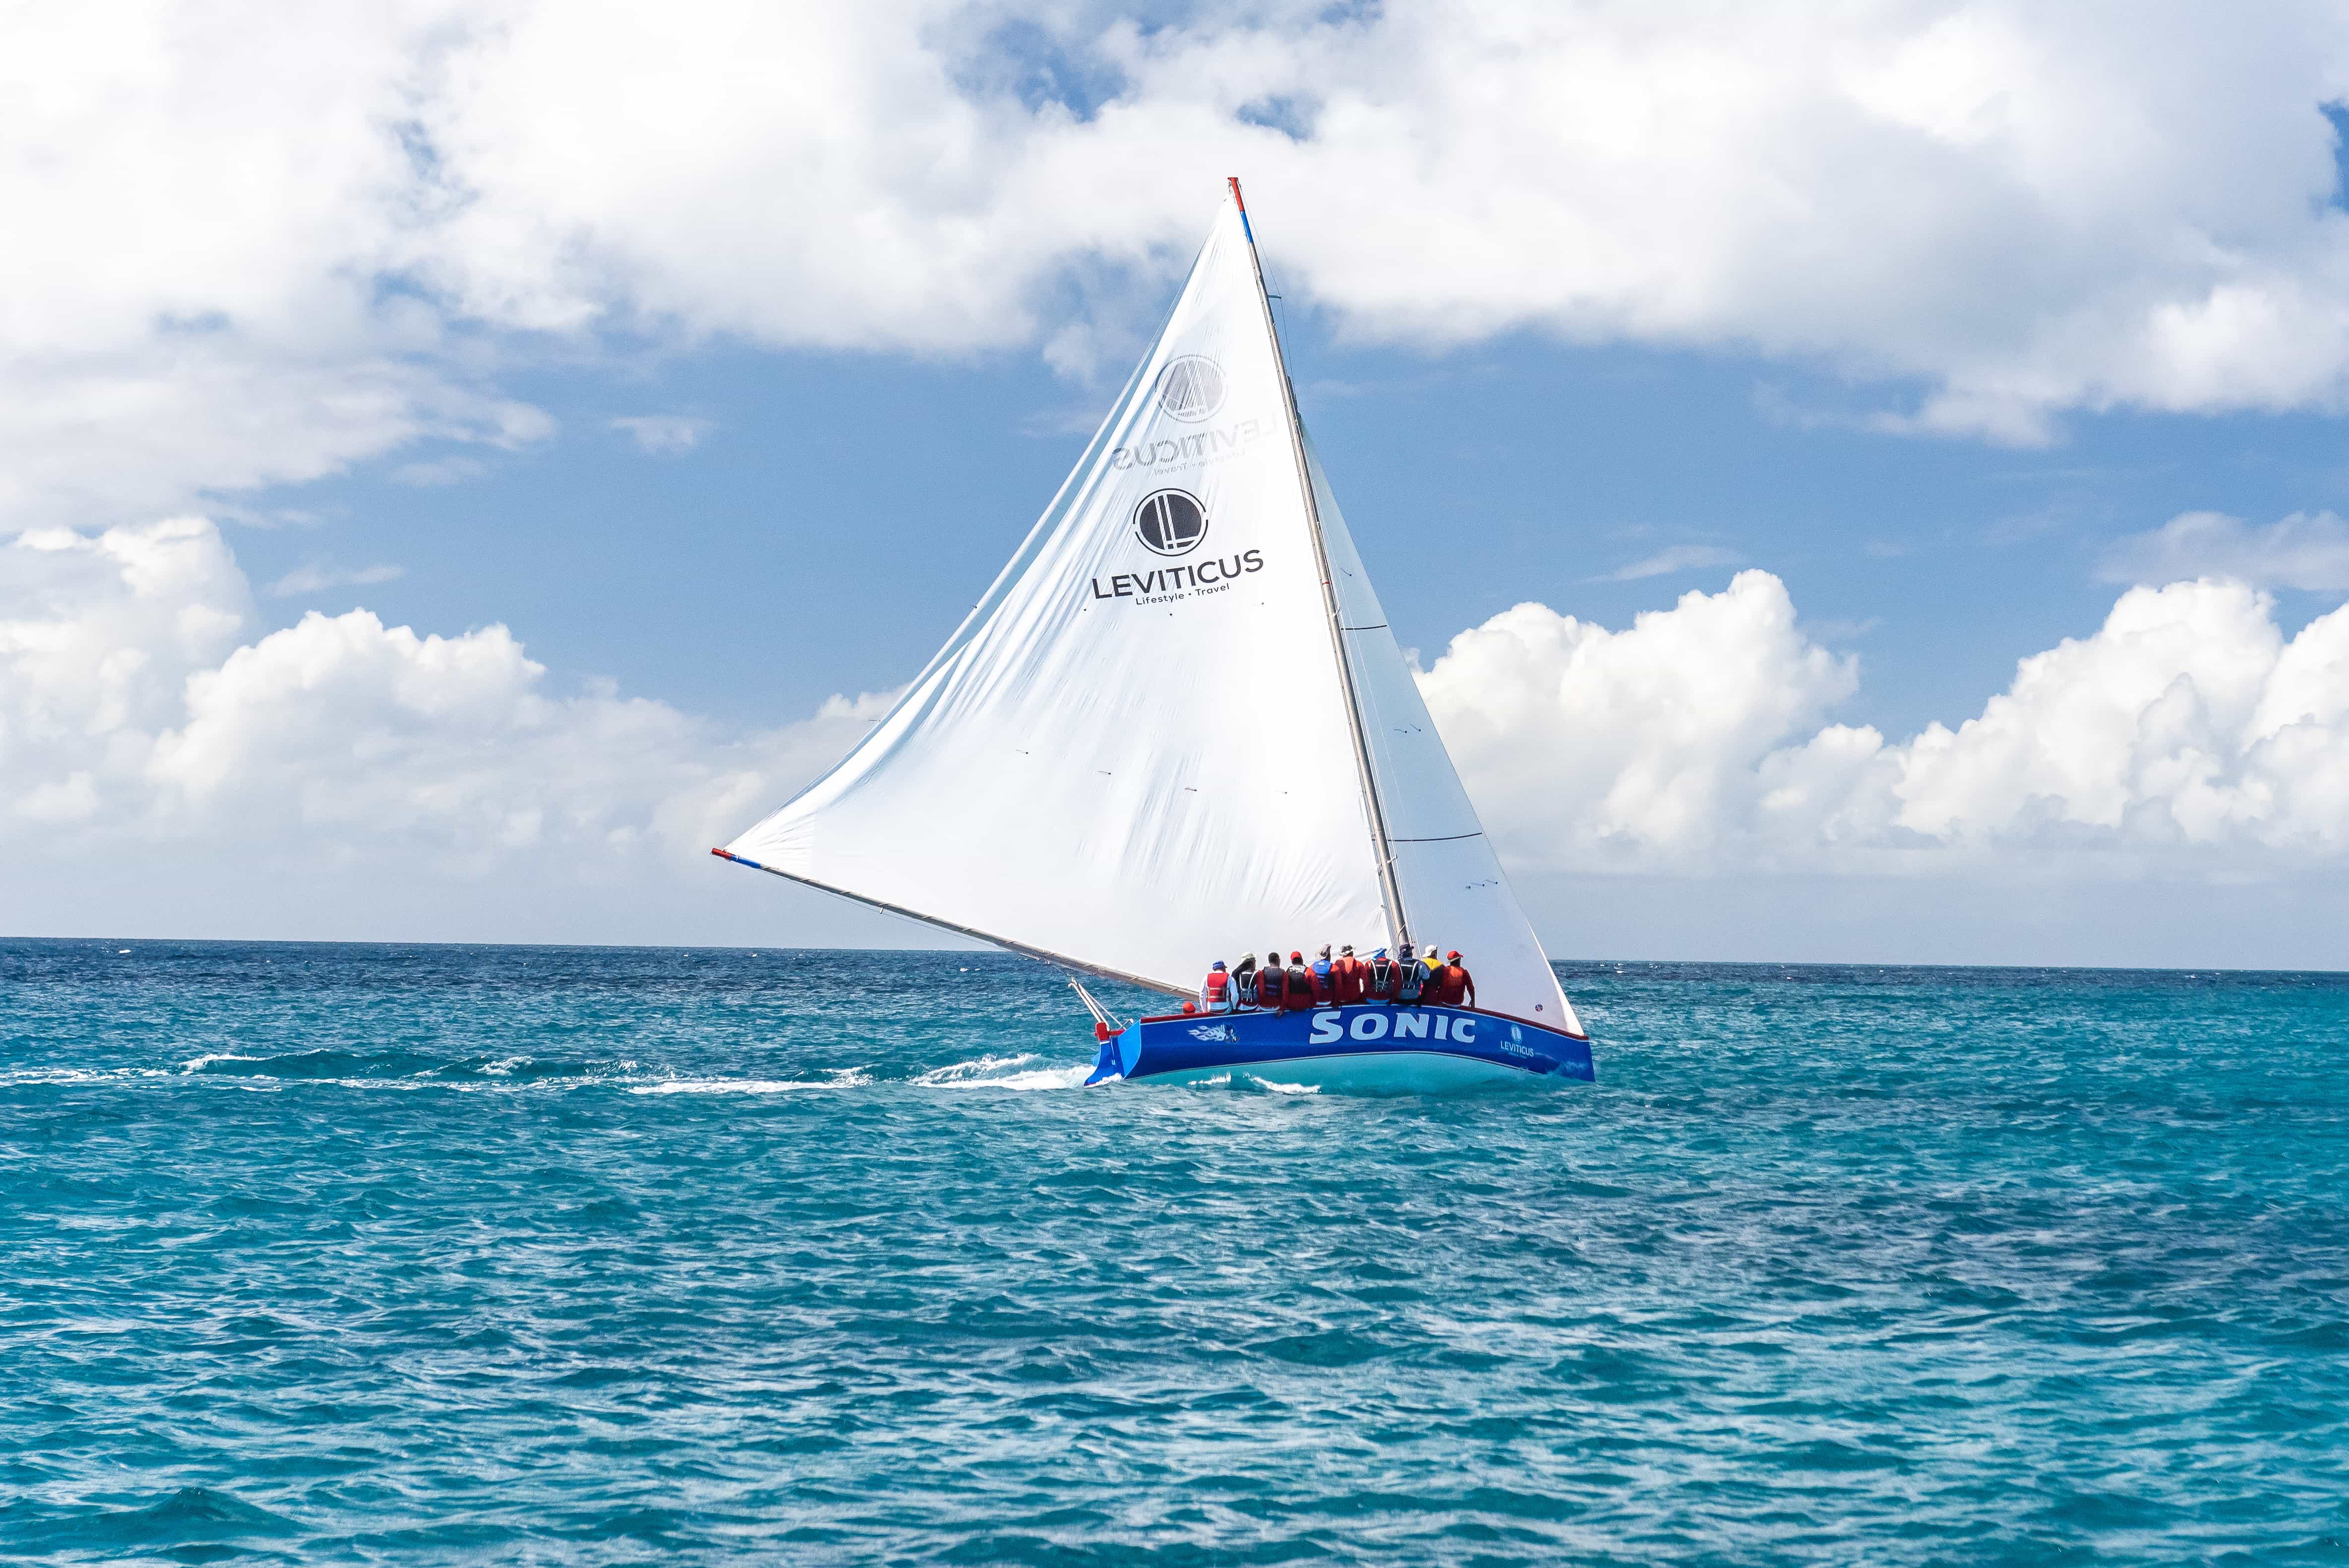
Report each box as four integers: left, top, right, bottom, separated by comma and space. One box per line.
1086, 1002, 1594, 1091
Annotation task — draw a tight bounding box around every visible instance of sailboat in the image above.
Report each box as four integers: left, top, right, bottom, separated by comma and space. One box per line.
714, 180, 1594, 1091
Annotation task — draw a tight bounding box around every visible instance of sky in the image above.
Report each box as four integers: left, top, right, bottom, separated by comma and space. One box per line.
8, 0, 2349, 968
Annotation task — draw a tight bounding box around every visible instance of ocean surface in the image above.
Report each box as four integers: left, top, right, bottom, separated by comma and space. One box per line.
3, 942, 2347, 1565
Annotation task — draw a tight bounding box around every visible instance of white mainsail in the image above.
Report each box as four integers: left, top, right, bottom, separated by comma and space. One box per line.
722, 183, 1583, 1034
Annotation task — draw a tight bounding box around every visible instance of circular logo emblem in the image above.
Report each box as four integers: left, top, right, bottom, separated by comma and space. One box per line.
1155, 356, 1227, 422
1133, 489, 1209, 556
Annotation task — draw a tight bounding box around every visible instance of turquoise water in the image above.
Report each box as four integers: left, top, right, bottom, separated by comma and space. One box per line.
4, 941, 2347, 1565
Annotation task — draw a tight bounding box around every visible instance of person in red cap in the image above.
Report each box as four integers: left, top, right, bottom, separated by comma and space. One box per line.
1435, 950, 1475, 1008
1283, 950, 1315, 1011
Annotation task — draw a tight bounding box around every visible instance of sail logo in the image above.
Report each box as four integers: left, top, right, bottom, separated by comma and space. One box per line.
1107, 416, 1271, 473
1156, 356, 1226, 422
1134, 489, 1209, 555
1089, 549, 1264, 604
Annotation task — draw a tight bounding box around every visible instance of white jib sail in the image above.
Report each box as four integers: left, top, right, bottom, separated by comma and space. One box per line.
1306, 434, 1582, 1033
723, 185, 1583, 1034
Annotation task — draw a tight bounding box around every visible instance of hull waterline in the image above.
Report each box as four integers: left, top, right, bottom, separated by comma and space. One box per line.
1087, 1002, 1594, 1093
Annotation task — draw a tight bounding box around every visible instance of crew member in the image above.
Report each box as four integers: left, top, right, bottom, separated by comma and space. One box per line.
1233, 953, 1260, 1008
1200, 960, 1234, 1014
1255, 954, 1286, 1011
1394, 946, 1427, 1004
1309, 944, 1336, 1007
1419, 944, 1445, 1000
1365, 947, 1400, 1003
1436, 950, 1475, 1009
1284, 950, 1314, 1010
1331, 944, 1366, 1005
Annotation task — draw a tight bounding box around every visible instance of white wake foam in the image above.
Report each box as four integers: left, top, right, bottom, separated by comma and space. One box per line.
911, 1053, 1088, 1091
910, 1053, 1033, 1085
629, 1078, 831, 1095
1243, 1075, 1321, 1095
630, 1066, 871, 1096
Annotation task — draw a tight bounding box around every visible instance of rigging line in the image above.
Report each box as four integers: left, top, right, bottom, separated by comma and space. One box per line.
1228, 174, 1412, 960
1388, 832, 1484, 844
709, 849, 1191, 999
1265, 292, 1295, 386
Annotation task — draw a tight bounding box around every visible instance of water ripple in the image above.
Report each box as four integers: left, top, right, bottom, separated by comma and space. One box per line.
2, 941, 2346, 1564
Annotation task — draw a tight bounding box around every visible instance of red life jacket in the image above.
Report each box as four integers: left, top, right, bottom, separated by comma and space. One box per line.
1285, 964, 1314, 1008
1437, 964, 1472, 1006
1255, 966, 1284, 1009
1365, 956, 1398, 999
1203, 969, 1231, 1007
1331, 957, 1366, 1005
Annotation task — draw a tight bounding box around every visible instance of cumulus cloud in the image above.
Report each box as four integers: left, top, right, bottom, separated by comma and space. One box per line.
402, 2, 2349, 445
2098, 509, 2349, 590
1420, 572, 1868, 868
11, 2, 2349, 525
9, 514, 2349, 949
1419, 569, 2349, 873
0, 518, 883, 876
0, 519, 253, 832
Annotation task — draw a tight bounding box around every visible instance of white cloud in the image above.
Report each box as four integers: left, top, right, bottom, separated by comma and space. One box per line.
1419, 568, 2349, 873
10, 512, 2349, 948
1592, 543, 1745, 582
2099, 509, 2349, 590
610, 415, 712, 455
269, 562, 405, 599
10, 2, 2349, 525
0, 1, 551, 526
406, 1, 2349, 445
1419, 571, 1875, 871
1, 517, 884, 879
1889, 580, 2349, 854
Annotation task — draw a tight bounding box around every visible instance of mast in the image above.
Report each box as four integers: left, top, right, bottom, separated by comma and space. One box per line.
1227, 176, 1413, 960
